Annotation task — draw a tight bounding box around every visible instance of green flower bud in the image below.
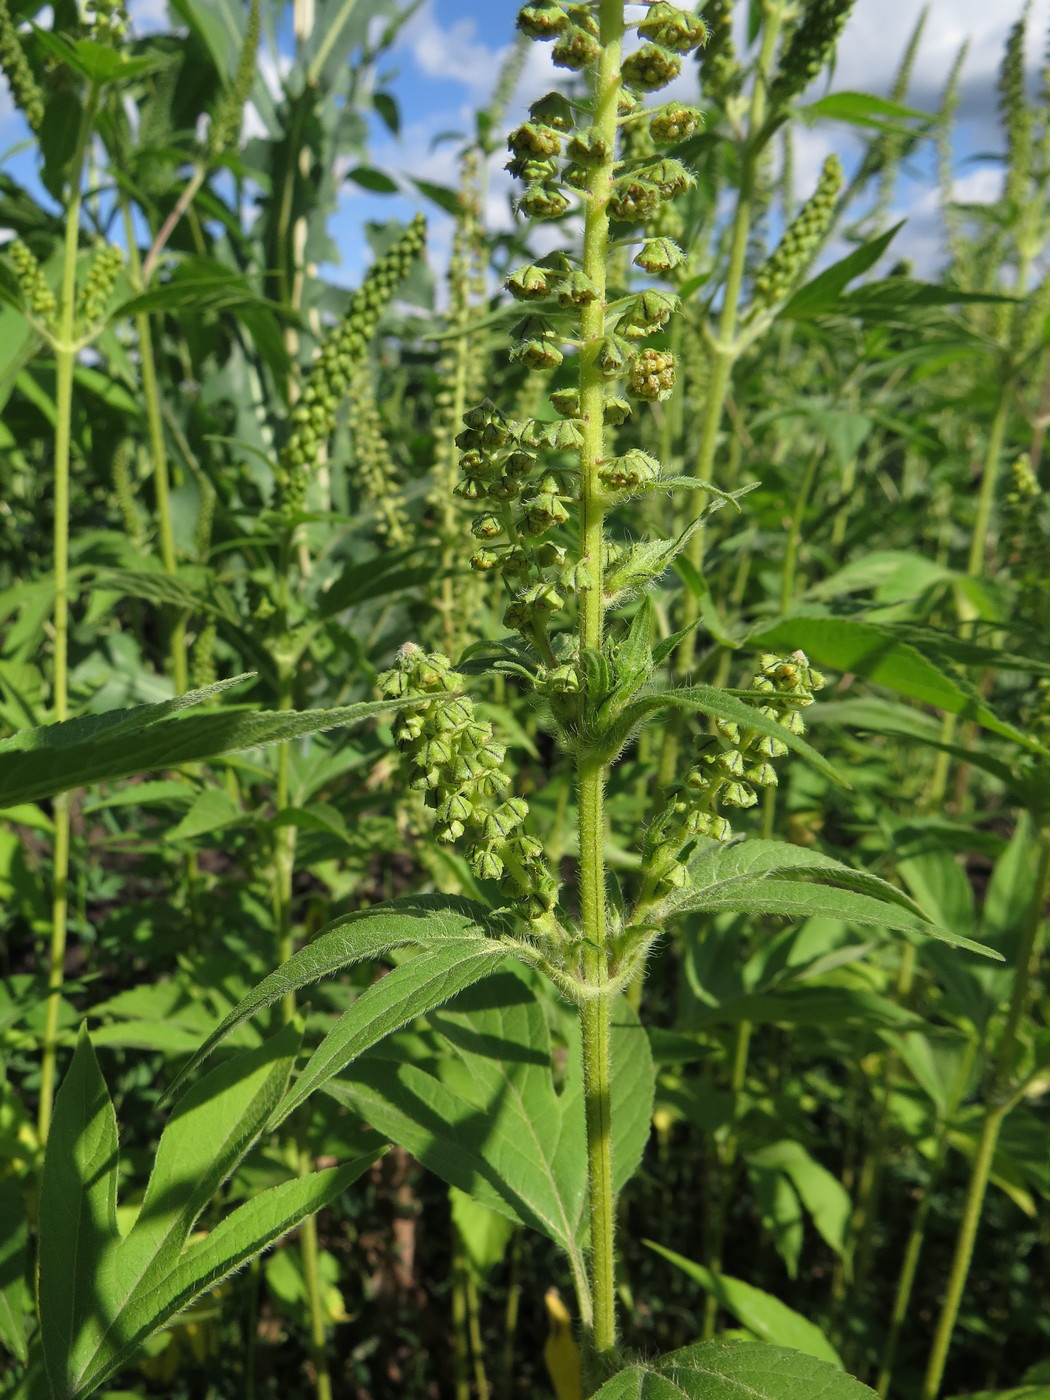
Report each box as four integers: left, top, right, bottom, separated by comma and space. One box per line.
557, 269, 600, 306
649, 102, 703, 144
511, 338, 565, 370
566, 126, 612, 165
549, 387, 580, 416
471, 844, 506, 880
621, 288, 680, 337
519, 183, 571, 219
506, 263, 557, 300
746, 764, 778, 787
637, 3, 708, 52
628, 347, 676, 400
634, 237, 686, 274
598, 448, 660, 489
471, 548, 502, 571
718, 749, 746, 776
609, 176, 664, 222
508, 121, 563, 158
517, 0, 567, 39
507, 153, 560, 183
530, 91, 576, 131
552, 24, 601, 70
603, 395, 633, 425
471, 514, 503, 540
596, 334, 638, 379
722, 781, 757, 808
622, 42, 682, 92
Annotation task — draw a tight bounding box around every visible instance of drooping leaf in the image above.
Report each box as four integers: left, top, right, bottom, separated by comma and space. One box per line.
327, 975, 655, 1290
0, 694, 407, 808
646, 1243, 843, 1366
591, 1340, 878, 1400
673, 877, 999, 957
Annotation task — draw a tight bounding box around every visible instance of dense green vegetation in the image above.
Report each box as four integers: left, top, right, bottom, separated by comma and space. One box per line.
0, 1, 1047, 1398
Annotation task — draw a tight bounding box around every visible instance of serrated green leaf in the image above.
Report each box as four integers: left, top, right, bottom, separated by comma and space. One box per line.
167, 787, 244, 842
271, 939, 509, 1127
592, 1339, 877, 1399
327, 976, 654, 1294
0, 696, 405, 808
165, 896, 492, 1101
674, 875, 998, 956
646, 1243, 842, 1365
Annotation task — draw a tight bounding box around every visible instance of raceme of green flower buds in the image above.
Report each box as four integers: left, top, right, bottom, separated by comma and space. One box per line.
8, 239, 56, 328
697, 0, 739, 104
378, 644, 556, 918
77, 244, 124, 327
0, 0, 43, 131
348, 375, 410, 548
641, 653, 826, 897
276, 213, 426, 515
751, 154, 842, 309
207, 0, 261, 162
82, 0, 130, 41
769, 0, 858, 110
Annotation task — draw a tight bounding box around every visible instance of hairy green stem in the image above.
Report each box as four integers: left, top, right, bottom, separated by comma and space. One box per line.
574, 1, 623, 1374
38, 86, 98, 1140
921, 825, 1050, 1400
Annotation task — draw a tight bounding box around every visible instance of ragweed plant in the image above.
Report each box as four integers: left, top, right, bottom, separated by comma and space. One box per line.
152, 7, 997, 1399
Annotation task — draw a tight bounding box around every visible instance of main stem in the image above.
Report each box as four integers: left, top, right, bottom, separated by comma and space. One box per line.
576, 2, 623, 1374
38, 89, 97, 1140
920, 824, 1050, 1400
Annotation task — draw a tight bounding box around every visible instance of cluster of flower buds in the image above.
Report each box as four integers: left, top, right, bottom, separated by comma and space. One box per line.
769, 0, 858, 110
641, 652, 826, 898
348, 375, 409, 548
508, 2, 704, 224
378, 644, 558, 918
77, 243, 124, 327
82, 0, 129, 41
696, 0, 740, 106
8, 239, 56, 328
751, 155, 842, 310
276, 214, 425, 516
206, 0, 261, 162
0, 0, 43, 131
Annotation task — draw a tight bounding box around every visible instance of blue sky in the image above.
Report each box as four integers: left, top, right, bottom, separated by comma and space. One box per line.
1, 0, 1046, 285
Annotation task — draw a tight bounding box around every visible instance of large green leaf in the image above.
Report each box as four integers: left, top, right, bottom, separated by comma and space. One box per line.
592, 1340, 877, 1399
165, 896, 497, 1101
0, 687, 406, 807
37, 1026, 375, 1399
270, 940, 510, 1127
327, 975, 654, 1295
672, 877, 998, 957
646, 1243, 843, 1366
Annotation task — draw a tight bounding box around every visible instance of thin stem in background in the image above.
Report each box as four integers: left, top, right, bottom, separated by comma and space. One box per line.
920, 825, 1050, 1400
37, 84, 99, 1140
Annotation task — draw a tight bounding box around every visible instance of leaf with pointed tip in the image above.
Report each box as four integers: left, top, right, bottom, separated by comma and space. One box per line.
326, 975, 654, 1280
165, 897, 493, 1100
270, 939, 510, 1128
0, 697, 406, 808
672, 878, 999, 958
592, 1340, 878, 1399
646, 1243, 842, 1366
